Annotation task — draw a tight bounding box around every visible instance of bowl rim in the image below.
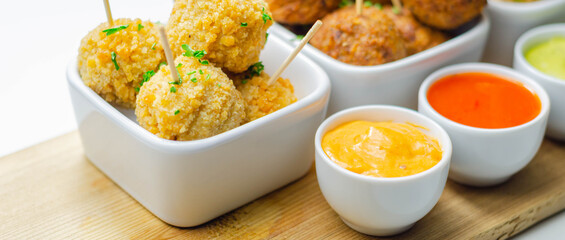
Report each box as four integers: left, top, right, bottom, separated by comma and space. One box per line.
315, 105, 452, 183
67, 34, 331, 153
488, 0, 565, 12
272, 12, 490, 73
418, 62, 551, 134
514, 23, 565, 86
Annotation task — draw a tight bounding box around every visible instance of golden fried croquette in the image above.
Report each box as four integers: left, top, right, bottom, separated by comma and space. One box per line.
232, 70, 297, 122
135, 56, 246, 141
402, 0, 486, 30
265, 0, 341, 25
310, 6, 407, 66
382, 6, 449, 55
166, 0, 273, 73
78, 19, 165, 108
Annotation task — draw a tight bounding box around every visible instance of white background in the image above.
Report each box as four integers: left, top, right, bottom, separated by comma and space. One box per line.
0, 0, 562, 238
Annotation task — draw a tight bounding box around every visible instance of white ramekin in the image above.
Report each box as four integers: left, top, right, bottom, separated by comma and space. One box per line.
315, 105, 452, 236
514, 23, 565, 141
66, 34, 331, 227
418, 63, 550, 187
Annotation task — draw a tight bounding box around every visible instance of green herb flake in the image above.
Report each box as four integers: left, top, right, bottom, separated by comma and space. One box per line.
217, 83, 221, 87
190, 77, 198, 83
248, 62, 264, 77
261, 8, 272, 23
135, 87, 140, 92
102, 25, 129, 36
364, 1, 372, 7
158, 62, 167, 68
170, 86, 177, 93
339, 0, 352, 8
151, 43, 156, 50
392, 6, 400, 14
140, 70, 155, 87
294, 35, 304, 41
242, 79, 248, 84
187, 70, 197, 75
206, 74, 211, 81
374, 3, 383, 9
111, 52, 119, 70
174, 110, 180, 115
199, 69, 204, 75
176, 63, 183, 68
199, 59, 209, 65
241, 22, 248, 27
137, 24, 144, 31
265, 32, 269, 43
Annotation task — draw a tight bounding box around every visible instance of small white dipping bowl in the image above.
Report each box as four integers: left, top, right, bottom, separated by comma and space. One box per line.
315, 105, 452, 236
514, 23, 565, 141
67, 35, 330, 227
483, 0, 565, 66
271, 13, 489, 115
418, 63, 550, 187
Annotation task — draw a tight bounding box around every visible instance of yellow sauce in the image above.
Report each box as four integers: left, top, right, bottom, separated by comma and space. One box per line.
321, 121, 442, 178
525, 36, 565, 81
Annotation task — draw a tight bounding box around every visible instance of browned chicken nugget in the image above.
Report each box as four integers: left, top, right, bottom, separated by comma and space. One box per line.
402, 0, 486, 30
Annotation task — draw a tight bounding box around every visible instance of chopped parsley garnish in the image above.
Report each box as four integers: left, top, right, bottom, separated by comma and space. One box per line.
174, 110, 180, 115
190, 77, 197, 83
339, 0, 352, 8
392, 6, 400, 14
111, 52, 119, 70
241, 22, 248, 27
206, 74, 211, 81
102, 25, 129, 36
170, 86, 177, 93
294, 35, 304, 41
248, 62, 264, 77
182, 44, 209, 65
137, 24, 144, 31
187, 70, 196, 75
169, 81, 181, 85
242, 79, 248, 84
374, 3, 383, 9
198, 59, 209, 65
261, 8, 272, 23
199, 69, 204, 75
177, 63, 183, 68
140, 70, 155, 87
151, 43, 156, 50
158, 62, 167, 68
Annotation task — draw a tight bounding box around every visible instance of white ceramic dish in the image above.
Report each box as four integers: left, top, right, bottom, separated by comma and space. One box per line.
270, 13, 489, 115
418, 63, 550, 187
315, 105, 452, 236
483, 0, 565, 66
66, 35, 331, 227
514, 23, 565, 141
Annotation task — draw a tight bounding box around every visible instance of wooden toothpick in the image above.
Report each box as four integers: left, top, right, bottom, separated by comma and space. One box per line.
103, 0, 114, 26
267, 20, 323, 86
158, 26, 180, 84
392, 0, 403, 11
356, 0, 363, 15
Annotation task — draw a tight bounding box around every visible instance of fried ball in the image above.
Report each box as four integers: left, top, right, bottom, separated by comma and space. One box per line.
78, 19, 165, 108
135, 56, 246, 141
265, 0, 341, 25
232, 71, 297, 122
382, 6, 449, 55
167, 0, 273, 73
310, 6, 407, 66
402, 0, 487, 30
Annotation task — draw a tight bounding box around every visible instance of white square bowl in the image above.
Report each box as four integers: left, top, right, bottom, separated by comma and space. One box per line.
270, 13, 490, 115
66, 34, 331, 227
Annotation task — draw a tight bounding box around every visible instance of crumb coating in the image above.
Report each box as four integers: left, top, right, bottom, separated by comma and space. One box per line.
78, 19, 165, 108
135, 56, 246, 141
167, 0, 273, 73
233, 72, 297, 122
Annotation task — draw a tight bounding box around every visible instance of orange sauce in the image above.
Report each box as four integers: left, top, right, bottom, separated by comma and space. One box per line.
321, 121, 442, 178
427, 72, 541, 129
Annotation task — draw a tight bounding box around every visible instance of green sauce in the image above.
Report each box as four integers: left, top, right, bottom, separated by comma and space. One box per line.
525, 36, 565, 81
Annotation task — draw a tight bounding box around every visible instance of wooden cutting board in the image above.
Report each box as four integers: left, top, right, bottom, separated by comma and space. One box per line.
1, 131, 565, 239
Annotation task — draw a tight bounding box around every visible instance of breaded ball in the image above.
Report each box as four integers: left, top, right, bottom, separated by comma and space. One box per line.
402, 0, 487, 30
232, 71, 297, 122
310, 6, 407, 66
265, 0, 341, 25
135, 56, 246, 141
78, 18, 165, 108
382, 6, 449, 55
167, 0, 273, 73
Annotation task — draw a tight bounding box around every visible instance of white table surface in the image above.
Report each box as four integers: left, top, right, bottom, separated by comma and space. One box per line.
0, 0, 563, 239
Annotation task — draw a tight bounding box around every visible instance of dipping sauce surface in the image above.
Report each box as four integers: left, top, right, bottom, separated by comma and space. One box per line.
525, 36, 565, 81
322, 121, 442, 178
427, 72, 541, 129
